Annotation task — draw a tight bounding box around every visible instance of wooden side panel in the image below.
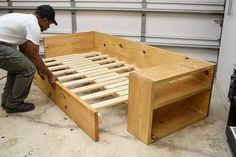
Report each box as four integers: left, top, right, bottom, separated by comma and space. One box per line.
44, 32, 95, 57
127, 72, 154, 144
94, 32, 186, 68
34, 74, 99, 141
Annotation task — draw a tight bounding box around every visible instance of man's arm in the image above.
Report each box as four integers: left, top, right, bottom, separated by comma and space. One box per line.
19, 40, 58, 88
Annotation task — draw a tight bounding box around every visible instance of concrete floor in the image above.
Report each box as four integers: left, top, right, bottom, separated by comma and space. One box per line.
0, 69, 233, 157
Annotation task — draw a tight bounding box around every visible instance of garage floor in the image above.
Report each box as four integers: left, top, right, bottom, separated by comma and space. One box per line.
0, 69, 233, 157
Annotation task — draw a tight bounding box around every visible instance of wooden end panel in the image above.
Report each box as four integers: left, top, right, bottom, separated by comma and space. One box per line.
127, 72, 154, 144
94, 32, 185, 69
34, 74, 99, 141
43, 32, 95, 58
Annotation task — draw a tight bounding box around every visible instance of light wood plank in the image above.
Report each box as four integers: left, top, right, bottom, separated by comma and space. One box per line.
85, 65, 134, 78
43, 54, 77, 62
71, 77, 127, 94
90, 95, 128, 109
104, 80, 128, 89
95, 72, 129, 82
80, 85, 128, 101
62, 72, 117, 87
116, 90, 128, 96
58, 68, 108, 82
52, 61, 125, 76
47, 55, 108, 70
43, 51, 100, 61
55, 54, 107, 63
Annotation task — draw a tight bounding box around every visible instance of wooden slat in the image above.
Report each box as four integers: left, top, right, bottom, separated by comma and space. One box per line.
48, 55, 109, 71
80, 85, 128, 101
104, 80, 128, 89
59, 64, 133, 81
90, 95, 128, 109
62, 72, 117, 87
117, 90, 128, 96
71, 77, 127, 93
43, 54, 77, 62
58, 68, 108, 82
54, 55, 107, 65
62, 71, 129, 87
95, 72, 129, 82
43, 52, 100, 62
85, 65, 134, 78
52, 61, 125, 76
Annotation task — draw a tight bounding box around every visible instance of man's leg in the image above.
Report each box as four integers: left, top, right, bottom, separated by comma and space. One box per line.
0, 43, 36, 112
1, 72, 15, 107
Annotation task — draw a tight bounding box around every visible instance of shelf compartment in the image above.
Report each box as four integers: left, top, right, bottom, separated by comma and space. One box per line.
151, 90, 210, 140
153, 76, 211, 109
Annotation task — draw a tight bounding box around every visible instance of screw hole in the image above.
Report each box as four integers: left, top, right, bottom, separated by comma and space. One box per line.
119, 44, 123, 48
103, 43, 106, 47
204, 70, 209, 75
142, 50, 146, 54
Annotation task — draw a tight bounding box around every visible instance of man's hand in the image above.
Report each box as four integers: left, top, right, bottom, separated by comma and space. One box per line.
38, 70, 45, 80
19, 40, 58, 89
48, 73, 58, 89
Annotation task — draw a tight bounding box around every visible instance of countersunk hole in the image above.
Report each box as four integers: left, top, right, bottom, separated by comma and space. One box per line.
142, 50, 146, 54
185, 57, 189, 59
204, 70, 209, 75
64, 105, 67, 110
119, 44, 123, 48
103, 43, 106, 47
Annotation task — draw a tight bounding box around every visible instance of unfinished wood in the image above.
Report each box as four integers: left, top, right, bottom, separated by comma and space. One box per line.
94, 32, 186, 69
153, 77, 211, 109
127, 72, 154, 144
135, 58, 214, 84
49, 58, 114, 71
90, 95, 128, 109
71, 77, 128, 94
151, 92, 209, 140
117, 90, 128, 96
44, 32, 96, 58
34, 74, 98, 141
35, 31, 215, 143
53, 61, 125, 76
80, 85, 128, 101
95, 72, 129, 82
43, 51, 100, 62
58, 68, 108, 82
104, 80, 128, 89
62, 72, 117, 87
46, 55, 106, 67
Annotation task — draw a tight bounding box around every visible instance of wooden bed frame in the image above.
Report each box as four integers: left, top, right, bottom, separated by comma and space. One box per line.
34, 31, 215, 144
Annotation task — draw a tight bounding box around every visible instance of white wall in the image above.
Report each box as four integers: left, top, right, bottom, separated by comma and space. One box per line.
217, 0, 236, 97
0, 0, 224, 62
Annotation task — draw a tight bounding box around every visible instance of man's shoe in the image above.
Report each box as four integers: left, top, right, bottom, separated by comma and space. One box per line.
1, 103, 6, 109
5, 102, 35, 113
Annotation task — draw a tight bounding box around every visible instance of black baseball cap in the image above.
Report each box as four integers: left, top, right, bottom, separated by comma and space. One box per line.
36, 5, 57, 25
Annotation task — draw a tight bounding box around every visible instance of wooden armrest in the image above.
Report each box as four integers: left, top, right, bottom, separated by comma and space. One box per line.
132, 58, 214, 85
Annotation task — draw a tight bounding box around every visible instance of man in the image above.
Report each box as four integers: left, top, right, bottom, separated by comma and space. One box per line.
0, 5, 58, 113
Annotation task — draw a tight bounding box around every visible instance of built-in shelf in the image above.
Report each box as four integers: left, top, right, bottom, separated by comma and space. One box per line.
154, 77, 211, 109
